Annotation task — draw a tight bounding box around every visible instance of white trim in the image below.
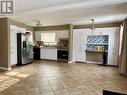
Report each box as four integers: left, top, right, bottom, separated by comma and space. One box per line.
68, 61, 75, 64
85, 61, 103, 64
0, 67, 11, 71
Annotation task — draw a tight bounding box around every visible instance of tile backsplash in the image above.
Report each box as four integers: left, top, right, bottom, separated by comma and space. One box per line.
86, 35, 109, 51
87, 35, 108, 44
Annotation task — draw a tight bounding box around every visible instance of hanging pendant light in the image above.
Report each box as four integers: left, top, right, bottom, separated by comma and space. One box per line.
91, 19, 95, 31
32, 19, 42, 27
36, 20, 42, 27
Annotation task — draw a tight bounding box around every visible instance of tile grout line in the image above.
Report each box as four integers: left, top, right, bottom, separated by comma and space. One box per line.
47, 76, 56, 95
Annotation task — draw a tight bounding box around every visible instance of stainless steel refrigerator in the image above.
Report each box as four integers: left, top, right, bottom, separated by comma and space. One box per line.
17, 33, 33, 65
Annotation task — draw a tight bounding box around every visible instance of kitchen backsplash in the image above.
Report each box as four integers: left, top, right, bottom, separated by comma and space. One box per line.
87, 35, 108, 44
86, 35, 109, 51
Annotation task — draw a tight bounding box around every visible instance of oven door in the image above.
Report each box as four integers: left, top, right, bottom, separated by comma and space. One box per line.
57, 50, 68, 60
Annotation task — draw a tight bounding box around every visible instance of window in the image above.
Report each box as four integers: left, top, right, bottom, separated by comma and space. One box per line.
41, 32, 56, 45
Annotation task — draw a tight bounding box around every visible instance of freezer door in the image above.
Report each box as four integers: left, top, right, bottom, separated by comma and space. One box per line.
21, 34, 33, 64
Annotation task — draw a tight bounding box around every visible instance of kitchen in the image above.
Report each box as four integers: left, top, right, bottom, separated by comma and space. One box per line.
0, 0, 127, 95
32, 27, 119, 67
9, 21, 119, 67
33, 30, 69, 62
9, 23, 70, 66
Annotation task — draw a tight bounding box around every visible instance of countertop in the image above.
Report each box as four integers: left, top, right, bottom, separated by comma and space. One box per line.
86, 50, 108, 53
40, 46, 57, 49
33, 46, 68, 51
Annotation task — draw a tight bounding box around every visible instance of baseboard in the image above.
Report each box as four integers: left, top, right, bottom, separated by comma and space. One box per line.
85, 61, 103, 64
40, 59, 57, 61
75, 61, 86, 63
0, 67, 11, 71
108, 65, 118, 67
68, 61, 74, 64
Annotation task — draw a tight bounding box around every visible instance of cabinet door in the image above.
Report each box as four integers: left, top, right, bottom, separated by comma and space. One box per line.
107, 28, 119, 66
73, 30, 86, 62
112, 29, 119, 65
41, 49, 47, 59
41, 49, 57, 60
108, 32, 115, 65
44, 49, 51, 59
10, 27, 17, 65
48, 49, 57, 60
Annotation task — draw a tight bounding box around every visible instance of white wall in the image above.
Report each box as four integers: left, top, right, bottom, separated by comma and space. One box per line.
55, 30, 69, 41
35, 30, 69, 41
35, 32, 41, 41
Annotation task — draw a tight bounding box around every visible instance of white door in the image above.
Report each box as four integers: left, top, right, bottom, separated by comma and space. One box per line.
73, 30, 86, 62
112, 30, 119, 65
106, 28, 119, 66
108, 31, 115, 65
10, 27, 17, 65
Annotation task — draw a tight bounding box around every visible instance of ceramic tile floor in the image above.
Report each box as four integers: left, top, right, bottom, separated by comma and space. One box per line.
0, 60, 127, 95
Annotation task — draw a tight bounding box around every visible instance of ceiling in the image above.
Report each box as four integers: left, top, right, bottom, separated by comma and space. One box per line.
7, 0, 127, 26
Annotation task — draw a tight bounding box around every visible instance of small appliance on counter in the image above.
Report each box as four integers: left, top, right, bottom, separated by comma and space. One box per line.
35, 41, 44, 46
57, 38, 68, 48
17, 33, 33, 65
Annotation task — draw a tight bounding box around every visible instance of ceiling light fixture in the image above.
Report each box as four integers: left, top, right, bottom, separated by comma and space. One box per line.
91, 19, 95, 31
36, 21, 42, 27
32, 19, 42, 27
